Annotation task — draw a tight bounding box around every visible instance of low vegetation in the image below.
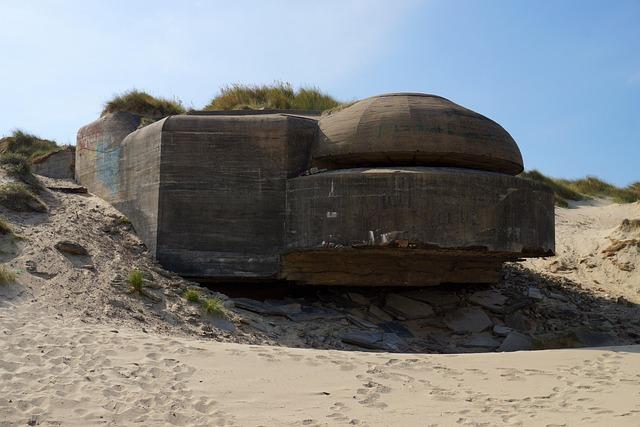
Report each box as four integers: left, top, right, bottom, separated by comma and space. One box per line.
183, 288, 200, 303
0, 183, 47, 212
204, 82, 340, 111
201, 297, 225, 316
0, 265, 16, 285
0, 130, 59, 161
127, 269, 144, 294
102, 89, 186, 118
520, 170, 640, 207
0, 152, 42, 188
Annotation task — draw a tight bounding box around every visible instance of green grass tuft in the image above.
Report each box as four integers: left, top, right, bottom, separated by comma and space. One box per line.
204, 82, 340, 111
0, 183, 47, 212
0, 265, 16, 285
127, 269, 144, 293
201, 297, 225, 316
183, 288, 200, 303
102, 89, 185, 118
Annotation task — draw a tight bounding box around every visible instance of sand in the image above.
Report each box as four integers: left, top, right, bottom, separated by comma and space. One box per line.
2, 300, 639, 426
525, 200, 640, 303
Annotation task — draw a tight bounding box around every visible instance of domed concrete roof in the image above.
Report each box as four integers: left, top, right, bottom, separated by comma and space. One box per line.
312, 93, 524, 175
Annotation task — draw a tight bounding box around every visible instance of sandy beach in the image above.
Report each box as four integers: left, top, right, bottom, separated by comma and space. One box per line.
2, 300, 640, 426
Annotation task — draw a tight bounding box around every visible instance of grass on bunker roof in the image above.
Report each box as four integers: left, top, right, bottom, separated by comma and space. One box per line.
102, 89, 186, 118
203, 82, 341, 111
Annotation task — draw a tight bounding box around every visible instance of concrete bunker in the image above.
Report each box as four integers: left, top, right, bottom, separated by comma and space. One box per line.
76, 93, 554, 285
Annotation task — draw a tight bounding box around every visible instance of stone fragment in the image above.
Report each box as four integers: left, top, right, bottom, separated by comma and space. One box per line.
378, 321, 413, 338
527, 287, 544, 300
380, 333, 409, 352
341, 331, 384, 349
573, 329, 619, 347
231, 298, 285, 316
493, 325, 514, 337
444, 307, 492, 333
497, 332, 533, 352
368, 305, 394, 322
266, 301, 302, 315
505, 311, 534, 332
211, 316, 236, 332
287, 306, 343, 322
384, 294, 434, 320
461, 333, 502, 349
547, 292, 569, 302
346, 315, 379, 330
55, 240, 89, 256
401, 288, 460, 307
468, 290, 508, 313
346, 292, 370, 305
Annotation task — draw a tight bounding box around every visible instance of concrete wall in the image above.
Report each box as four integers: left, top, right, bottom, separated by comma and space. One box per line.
76, 112, 142, 198
76, 112, 162, 254
31, 148, 75, 179
154, 114, 316, 278
286, 167, 554, 255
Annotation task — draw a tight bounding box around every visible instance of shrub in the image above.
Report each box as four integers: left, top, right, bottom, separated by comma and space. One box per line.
127, 269, 144, 293
183, 288, 200, 303
202, 297, 225, 316
204, 82, 340, 111
0, 130, 58, 161
0, 183, 47, 212
102, 89, 185, 118
0, 265, 16, 285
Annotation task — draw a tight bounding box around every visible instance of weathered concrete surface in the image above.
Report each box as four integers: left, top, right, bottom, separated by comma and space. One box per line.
155, 114, 316, 278
76, 112, 160, 254
314, 94, 524, 175
76, 112, 142, 198
283, 167, 553, 285
286, 167, 554, 254
31, 148, 75, 179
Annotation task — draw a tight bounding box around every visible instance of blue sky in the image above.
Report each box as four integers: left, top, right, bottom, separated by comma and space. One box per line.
1, 0, 638, 185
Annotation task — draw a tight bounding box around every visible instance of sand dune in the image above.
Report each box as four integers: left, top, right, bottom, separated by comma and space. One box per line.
525, 200, 640, 303
1, 300, 639, 426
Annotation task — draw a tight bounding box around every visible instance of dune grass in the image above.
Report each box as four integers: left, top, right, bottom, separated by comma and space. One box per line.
0, 183, 47, 212
203, 82, 340, 111
127, 269, 144, 294
520, 170, 640, 207
201, 297, 225, 316
183, 288, 200, 303
0, 265, 16, 285
102, 89, 186, 118
0, 130, 59, 161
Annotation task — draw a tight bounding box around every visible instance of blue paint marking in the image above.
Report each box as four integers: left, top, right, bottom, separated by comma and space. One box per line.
96, 138, 121, 195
